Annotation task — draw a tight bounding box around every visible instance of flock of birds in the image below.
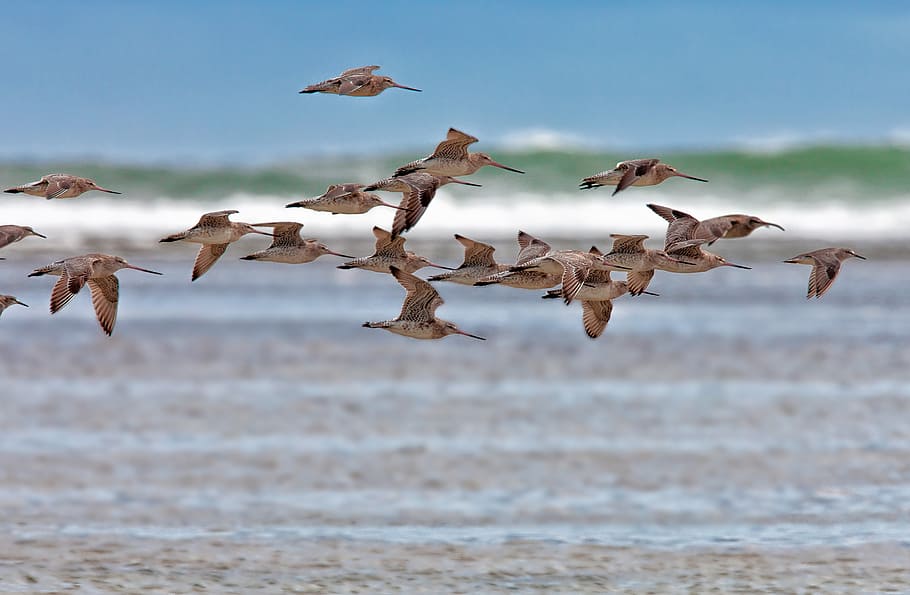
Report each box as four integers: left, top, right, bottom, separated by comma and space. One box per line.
0, 65, 866, 339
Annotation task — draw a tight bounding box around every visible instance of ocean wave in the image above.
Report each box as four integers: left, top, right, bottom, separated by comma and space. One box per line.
2, 190, 908, 248
3, 143, 910, 201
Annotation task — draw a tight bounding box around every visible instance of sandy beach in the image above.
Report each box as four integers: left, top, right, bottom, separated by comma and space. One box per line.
1, 241, 909, 592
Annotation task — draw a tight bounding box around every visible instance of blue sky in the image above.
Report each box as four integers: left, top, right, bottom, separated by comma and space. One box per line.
2, 1, 909, 163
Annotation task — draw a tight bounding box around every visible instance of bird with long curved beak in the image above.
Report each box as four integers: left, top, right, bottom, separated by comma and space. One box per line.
580, 159, 707, 195
4, 174, 122, 199
394, 128, 525, 177
363, 266, 485, 341
159, 210, 274, 281
299, 65, 421, 97
784, 247, 865, 299
647, 204, 752, 273
240, 222, 354, 264
28, 254, 162, 336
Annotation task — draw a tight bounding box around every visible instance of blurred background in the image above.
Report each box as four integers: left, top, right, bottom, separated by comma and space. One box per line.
2, 1, 910, 591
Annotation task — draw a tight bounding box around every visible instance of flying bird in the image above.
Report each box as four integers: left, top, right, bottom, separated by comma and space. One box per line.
647, 204, 751, 273
427, 234, 509, 285
580, 159, 707, 195
240, 222, 352, 264
299, 65, 421, 96
159, 210, 273, 281
363, 266, 485, 340
337, 226, 452, 274
394, 128, 525, 177
28, 253, 161, 335
0, 295, 28, 319
286, 183, 409, 215
0, 225, 46, 259
783, 248, 865, 299
4, 174, 121, 199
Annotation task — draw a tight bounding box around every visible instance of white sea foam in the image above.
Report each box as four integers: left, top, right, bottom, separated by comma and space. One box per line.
3, 190, 908, 249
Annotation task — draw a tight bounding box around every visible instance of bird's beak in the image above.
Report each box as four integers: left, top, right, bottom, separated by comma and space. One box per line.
782, 258, 800, 264
853, 253, 867, 260
488, 159, 525, 174
723, 262, 752, 269
253, 230, 275, 237
285, 201, 304, 208
673, 172, 709, 182
327, 249, 355, 258
761, 220, 785, 231
454, 329, 486, 340
450, 179, 483, 187
94, 185, 122, 194
126, 264, 163, 275
14, 299, 28, 307
428, 261, 456, 270
31, 231, 47, 238
392, 83, 422, 92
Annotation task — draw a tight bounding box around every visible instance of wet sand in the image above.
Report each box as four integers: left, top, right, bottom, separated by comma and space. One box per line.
1, 242, 909, 592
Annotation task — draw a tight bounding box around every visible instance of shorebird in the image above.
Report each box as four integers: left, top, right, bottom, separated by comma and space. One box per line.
159, 210, 273, 281
0, 225, 46, 258
337, 226, 452, 274
394, 128, 525, 177
4, 174, 121, 199
299, 65, 421, 96
427, 234, 509, 285
694, 214, 785, 244
285, 183, 409, 215
475, 231, 561, 290
28, 253, 161, 335
579, 159, 708, 195
239, 222, 353, 264
602, 234, 689, 296
0, 295, 28, 318
507, 244, 630, 305
647, 204, 751, 273
363, 266, 485, 340
542, 248, 648, 339
783, 248, 866, 299
363, 172, 481, 236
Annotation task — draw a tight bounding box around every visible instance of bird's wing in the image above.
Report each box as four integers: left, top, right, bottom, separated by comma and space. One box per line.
253, 222, 303, 247
63, 257, 97, 295
616, 158, 660, 170
372, 226, 406, 256
515, 231, 552, 265
626, 269, 655, 296
550, 254, 590, 305
609, 234, 648, 254
340, 65, 380, 76
808, 256, 842, 298
337, 74, 372, 95
696, 217, 735, 244
192, 244, 229, 280
391, 176, 439, 236
50, 274, 78, 313
581, 300, 613, 339
87, 275, 119, 336
666, 238, 709, 259
198, 210, 239, 226
393, 267, 443, 322
648, 204, 699, 249
455, 234, 496, 267
429, 128, 479, 159
45, 177, 73, 199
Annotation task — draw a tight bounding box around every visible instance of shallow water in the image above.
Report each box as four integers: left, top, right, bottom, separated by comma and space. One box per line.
1, 242, 909, 591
